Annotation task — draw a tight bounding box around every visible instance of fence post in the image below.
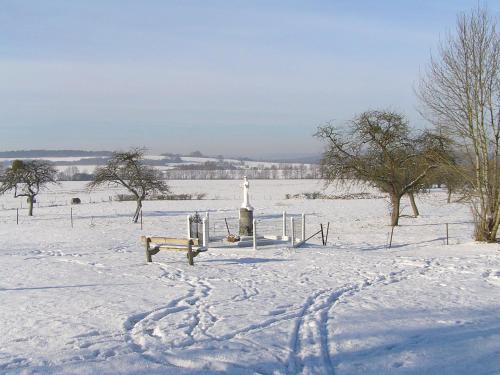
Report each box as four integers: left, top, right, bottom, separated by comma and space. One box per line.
446, 223, 449, 245
16, 208, 19, 225
325, 222, 330, 245
187, 215, 191, 239
202, 217, 208, 247
282, 211, 287, 238
253, 219, 257, 250
389, 225, 395, 248
291, 217, 295, 247
71, 207, 73, 228
205, 212, 210, 241
301, 213, 305, 242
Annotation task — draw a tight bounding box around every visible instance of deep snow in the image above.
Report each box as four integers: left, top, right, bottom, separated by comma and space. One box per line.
0, 180, 498, 375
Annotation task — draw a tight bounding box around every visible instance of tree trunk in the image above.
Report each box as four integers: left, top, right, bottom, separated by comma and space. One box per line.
133, 199, 142, 223
390, 193, 401, 226
408, 192, 419, 217
447, 188, 452, 203
486, 220, 496, 243
483, 212, 499, 243
489, 218, 499, 243
28, 196, 34, 216
472, 207, 497, 243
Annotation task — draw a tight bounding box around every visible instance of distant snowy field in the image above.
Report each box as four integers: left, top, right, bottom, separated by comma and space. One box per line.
0, 155, 304, 174
0, 180, 498, 375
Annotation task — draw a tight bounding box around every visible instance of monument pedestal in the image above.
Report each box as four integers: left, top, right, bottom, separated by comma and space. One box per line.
239, 208, 254, 236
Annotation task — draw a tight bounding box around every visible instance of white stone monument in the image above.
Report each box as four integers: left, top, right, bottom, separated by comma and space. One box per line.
241, 176, 253, 210
239, 176, 254, 236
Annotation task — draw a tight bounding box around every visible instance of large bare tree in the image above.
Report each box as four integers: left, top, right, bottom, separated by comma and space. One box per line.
315, 110, 447, 226
417, 6, 499, 242
0, 160, 58, 216
88, 149, 170, 223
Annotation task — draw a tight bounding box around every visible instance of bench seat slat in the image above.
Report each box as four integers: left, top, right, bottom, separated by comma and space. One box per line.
150, 237, 191, 246
141, 236, 201, 246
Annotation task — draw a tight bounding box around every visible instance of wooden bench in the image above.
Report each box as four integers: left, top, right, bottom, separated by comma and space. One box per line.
141, 236, 207, 265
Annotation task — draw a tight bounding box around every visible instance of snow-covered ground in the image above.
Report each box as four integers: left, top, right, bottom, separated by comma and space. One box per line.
0, 180, 498, 375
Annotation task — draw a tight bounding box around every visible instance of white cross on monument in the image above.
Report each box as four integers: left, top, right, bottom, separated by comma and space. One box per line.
241, 176, 253, 210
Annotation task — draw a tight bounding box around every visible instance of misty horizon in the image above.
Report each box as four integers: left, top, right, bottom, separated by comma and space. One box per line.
1, 1, 497, 156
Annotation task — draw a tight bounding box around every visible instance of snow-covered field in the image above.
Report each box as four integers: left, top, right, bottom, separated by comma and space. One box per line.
0, 180, 498, 375
0, 155, 307, 175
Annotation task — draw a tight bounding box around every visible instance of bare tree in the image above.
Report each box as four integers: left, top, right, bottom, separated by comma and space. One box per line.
417, 6, 499, 242
315, 110, 446, 226
88, 149, 170, 223
0, 160, 58, 216
425, 146, 471, 203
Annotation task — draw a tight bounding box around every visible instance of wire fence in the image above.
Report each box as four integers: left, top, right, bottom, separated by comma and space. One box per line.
1, 197, 477, 249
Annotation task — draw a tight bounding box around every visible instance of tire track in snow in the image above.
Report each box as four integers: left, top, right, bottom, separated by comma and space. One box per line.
286, 260, 436, 375
287, 285, 358, 375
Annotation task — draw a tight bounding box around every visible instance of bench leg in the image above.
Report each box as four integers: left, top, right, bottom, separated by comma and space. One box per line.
146, 240, 152, 262
187, 247, 194, 266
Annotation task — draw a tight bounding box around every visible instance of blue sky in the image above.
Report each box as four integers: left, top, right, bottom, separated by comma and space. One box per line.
0, 1, 496, 158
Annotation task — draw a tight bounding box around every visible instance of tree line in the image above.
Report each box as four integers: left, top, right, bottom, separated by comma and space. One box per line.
163, 164, 320, 180
54, 162, 320, 181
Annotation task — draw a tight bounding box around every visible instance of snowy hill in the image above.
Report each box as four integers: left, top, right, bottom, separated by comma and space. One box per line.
0, 151, 318, 180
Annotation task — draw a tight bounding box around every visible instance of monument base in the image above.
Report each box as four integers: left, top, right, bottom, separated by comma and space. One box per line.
239, 208, 254, 236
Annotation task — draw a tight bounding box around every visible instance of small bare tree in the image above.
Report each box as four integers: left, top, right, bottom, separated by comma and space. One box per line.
417, 6, 499, 242
315, 110, 446, 226
425, 147, 471, 204
0, 160, 58, 216
88, 149, 170, 223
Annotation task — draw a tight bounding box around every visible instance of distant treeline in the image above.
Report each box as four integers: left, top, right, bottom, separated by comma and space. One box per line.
0, 151, 320, 181
163, 165, 320, 180
56, 164, 320, 181
0, 150, 112, 158
53, 156, 184, 166
173, 161, 240, 170
0, 156, 184, 167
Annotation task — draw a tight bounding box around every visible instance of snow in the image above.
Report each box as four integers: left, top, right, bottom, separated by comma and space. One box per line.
0, 180, 498, 374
